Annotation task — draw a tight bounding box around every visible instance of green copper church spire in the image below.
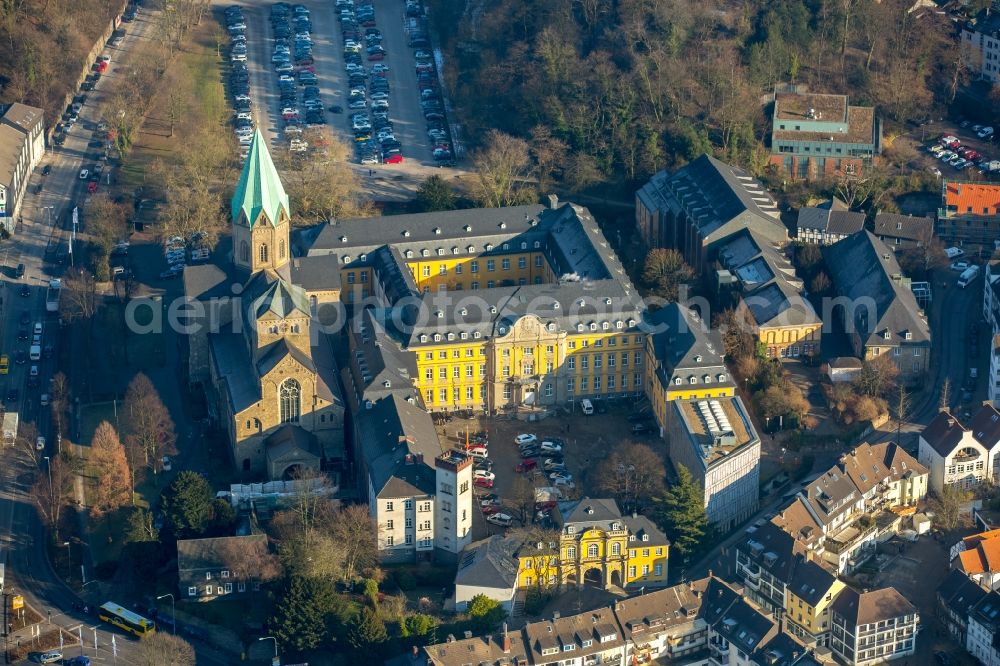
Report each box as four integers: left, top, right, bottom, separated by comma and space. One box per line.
231, 129, 290, 228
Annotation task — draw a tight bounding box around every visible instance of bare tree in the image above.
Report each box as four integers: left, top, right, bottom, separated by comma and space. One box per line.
509, 475, 536, 525
471, 130, 535, 208
134, 632, 196, 666
217, 536, 282, 589
593, 443, 666, 511
276, 129, 371, 224
31, 454, 72, 537
61, 267, 98, 322
940, 377, 951, 410
50, 372, 69, 441
332, 504, 377, 582
121, 373, 177, 475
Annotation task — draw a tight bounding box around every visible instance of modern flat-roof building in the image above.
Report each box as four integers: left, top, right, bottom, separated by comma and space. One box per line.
768, 88, 880, 181
0, 103, 45, 233
667, 395, 761, 531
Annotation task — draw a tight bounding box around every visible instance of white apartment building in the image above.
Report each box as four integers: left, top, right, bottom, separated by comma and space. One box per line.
918, 406, 1000, 493
0, 103, 45, 233
830, 588, 918, 666
968, 591, 1000, 666
359, 394, 473, 563
667, 396, 761, 531
962, 10, 1000, 84
984, 261, 1000, 408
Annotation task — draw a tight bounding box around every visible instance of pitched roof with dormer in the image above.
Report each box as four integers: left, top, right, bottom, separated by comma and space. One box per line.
921, 410, 973, 457
556, 498, 624, 532
832, 587, 917, 627
231, 129, 290, 227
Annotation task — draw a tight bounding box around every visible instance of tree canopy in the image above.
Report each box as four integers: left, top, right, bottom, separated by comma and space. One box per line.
652, 464, 710, 558
160, 471, 214, 537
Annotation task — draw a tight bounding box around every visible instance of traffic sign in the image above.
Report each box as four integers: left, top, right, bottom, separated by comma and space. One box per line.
11, 594, 23, 610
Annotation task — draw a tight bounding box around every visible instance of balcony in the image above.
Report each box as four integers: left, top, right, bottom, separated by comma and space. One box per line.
826, 518, 876, 555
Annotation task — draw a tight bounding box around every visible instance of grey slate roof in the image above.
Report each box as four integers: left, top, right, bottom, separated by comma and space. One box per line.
786, 557, 837, 607
347, 309, 418, 404
556, 497, 623, 531
822, 231, 930, 348
738, 521, 801, 583
523, 607, 625, 663
455, 536, 520, 590
177, 535, 268, 576
244, 269, 311, 321
799, 466, 860, 527
210, 330, 261, 413
797, 206, 865, 237
257, 338, 314, 377
612, 576, 710, 641
647, 304, 733, 392
938, 569, 988, 620
622, 513, 670, 547
873, 212, 933, 243
358, 394, 442, 498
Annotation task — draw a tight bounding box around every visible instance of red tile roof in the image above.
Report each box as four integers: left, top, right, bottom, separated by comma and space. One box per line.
944, 182, 1000, 217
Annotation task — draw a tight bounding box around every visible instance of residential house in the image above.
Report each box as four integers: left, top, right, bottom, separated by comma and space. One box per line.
829, 588, 918, 666
954, 529, 1000, 591
423, 624, 531, 666
872, 212, 934, 251
701, 577, 780, 666
918, 405, 1000, 493
937, 568, 988, 645
768, 88, 880, 181
635, 154, 785, 271
667, 396, 761, 531
358, 394, 474, 563
825, 358, 863, 384
644, 303, 735, 437
454, 536, 520, 612
968, 590, 1000, 666
176, 535, 269, 600
715, 229, 822, 359
522, 607, 627, 666
612, 576, 711, 664
796, 199, 866, 245
784, 558, 844, 647
961, 9, 1000, 84
822, 231, 931, 382
0, 103, 45, 233
937, 181, 1000, 251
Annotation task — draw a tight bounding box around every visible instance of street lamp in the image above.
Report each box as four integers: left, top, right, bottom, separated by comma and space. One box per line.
62, 541, 71, 579
156, 594, 176, 635
43, 456, 51, 488
259, 636, 278, 663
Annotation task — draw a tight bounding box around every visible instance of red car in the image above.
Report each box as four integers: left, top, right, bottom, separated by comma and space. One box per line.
368, 51, 385, 61
97, 61, 108, 73
482, 505, 503, 515
534, 500, 557, 511
474, 477, 494, 489
515, 460, 537, 473
87, 181, 97, 193
384, 154, 404, 164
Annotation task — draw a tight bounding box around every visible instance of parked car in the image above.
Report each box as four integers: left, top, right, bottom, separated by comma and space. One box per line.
473, 470, 495, 482
515, 459, 537, 473
486, 513, 514, 527
514, 434, 537, 446
474, 476, 494, 489
539, 440, 563, 454
951, 260, 971, 272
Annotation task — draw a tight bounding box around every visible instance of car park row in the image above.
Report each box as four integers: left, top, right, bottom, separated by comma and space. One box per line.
403, 1, 455, 165
925, 125, 998, 177
334, 0, 405, 165
271, 1, 327, 152
225, 5, 255, 156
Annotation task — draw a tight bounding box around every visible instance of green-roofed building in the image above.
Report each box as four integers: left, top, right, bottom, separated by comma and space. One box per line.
231, 129, 292, 275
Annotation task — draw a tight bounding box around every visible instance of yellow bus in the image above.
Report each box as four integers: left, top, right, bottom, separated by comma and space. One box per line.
98, 602, 156, 638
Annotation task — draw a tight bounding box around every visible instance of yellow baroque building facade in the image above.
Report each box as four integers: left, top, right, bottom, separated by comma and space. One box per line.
515, 499, 669, 591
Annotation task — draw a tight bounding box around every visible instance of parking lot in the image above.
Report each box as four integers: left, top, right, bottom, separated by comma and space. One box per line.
901, 118, 998, 180
436, 399, 665, 541
221, 0, 463, 199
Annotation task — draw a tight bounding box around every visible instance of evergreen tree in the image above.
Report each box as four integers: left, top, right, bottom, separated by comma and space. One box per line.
270, 576, 340, 651
652, 464, 710, 558
415, 175, 457, 212
466, 594, 505, 632
348, 606, 388, 652
160, 471, 214, 537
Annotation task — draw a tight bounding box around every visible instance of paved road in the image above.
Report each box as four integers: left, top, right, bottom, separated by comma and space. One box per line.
0, 9, 232, 665
223, 0, 473, 201
684, 268, 977, 582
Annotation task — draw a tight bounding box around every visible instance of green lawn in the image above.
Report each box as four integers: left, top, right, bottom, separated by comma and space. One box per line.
120, 19, 227, 193
78, 401, 119, 445
180, 595, 274, 641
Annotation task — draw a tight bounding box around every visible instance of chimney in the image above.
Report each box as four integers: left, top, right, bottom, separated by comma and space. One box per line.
411, 646, 419, 658
553, 611, 561, 620
547, 193, 559, 209
708, 569, 713, 579
486, 635, 492, 646
464, 630, 473, 639
947, 418, 955, 427
502, 623, 511, 654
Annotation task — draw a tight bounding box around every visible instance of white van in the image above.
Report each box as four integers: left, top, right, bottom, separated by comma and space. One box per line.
29, 345, 41, 361
959, 265, 981, 288
581, 399, 594, 415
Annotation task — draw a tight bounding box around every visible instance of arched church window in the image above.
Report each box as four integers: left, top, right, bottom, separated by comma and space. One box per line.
240, 241, 249, 263
279, 239, 286, 259
260, 244, 269, 263
279, 378, 301, 423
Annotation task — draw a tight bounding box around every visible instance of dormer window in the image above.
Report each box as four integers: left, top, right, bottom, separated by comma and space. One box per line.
521, 242, 528, 250
467, 245, 475, 253
485, 243, 494, 251
602, 322, 610, 330
590, 323, 598, 331
577, 323, 584, 332
883, 330, 891, 340
419, 334, 428, 343
616, 320, 623, 329
704, 375, 711, 383
436, 248, 445, 256
447, 333, 455, 340
547, 323, 556, 331
402, 230, 410, 237
343, 256, 352, 264
452, 247, 459, 255
433, 333, 441, 341
534, 241, 541, 248
629, 535, 636, 541
612, 522, 621, 530
567, 526, 575, 534
718, 373, 726, 382
490, 306, 497, 314
474, 331, 482, 339
433, 227, 441, 235
694, 355, 702, 362
405, 250, 413, 258
904, 331, 912, 340
340, 235, 347, 243
421, 249, 429, 257
689, 376, 697, 384
628, 319, 636, 327
642, 534, 649, 542
460, 332, 468, 339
